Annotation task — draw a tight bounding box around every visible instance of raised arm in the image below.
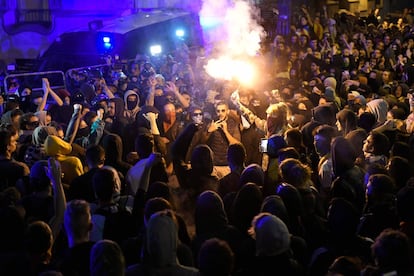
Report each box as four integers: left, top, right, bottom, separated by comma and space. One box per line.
145, 76, 157, 106
165, 81, 190, 108
45, 79, 63, 106
37, 78, 50, 112
220, 120, 240, 145
47, 157, 66, 241
100, 78, 115, 99
64, 104, 82, 144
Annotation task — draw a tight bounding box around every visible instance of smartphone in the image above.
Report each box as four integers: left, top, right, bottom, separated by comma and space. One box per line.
259, 138, 268, 153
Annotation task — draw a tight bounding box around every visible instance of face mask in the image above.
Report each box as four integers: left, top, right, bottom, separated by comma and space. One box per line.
127, 100, 137, 110
193, 115, 203, 125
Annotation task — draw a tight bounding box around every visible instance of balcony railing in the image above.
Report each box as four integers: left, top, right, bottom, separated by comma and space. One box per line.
16, 9, 52, 24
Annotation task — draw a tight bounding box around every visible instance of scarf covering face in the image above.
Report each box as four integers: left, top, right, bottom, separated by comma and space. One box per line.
123, 90, 140, 121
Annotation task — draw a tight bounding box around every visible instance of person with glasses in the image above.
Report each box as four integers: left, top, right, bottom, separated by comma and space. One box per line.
206, 101, 241, 179
16, 112, 41, 161
181, 106, 209, 163
190, 107, 204, 126
19, 112, 39, 132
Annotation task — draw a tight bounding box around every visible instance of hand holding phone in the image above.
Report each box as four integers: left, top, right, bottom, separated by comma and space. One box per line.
259, 138, 268, 153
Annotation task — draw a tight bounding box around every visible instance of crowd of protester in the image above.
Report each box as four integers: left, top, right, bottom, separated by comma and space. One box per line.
1, 5, 414, 276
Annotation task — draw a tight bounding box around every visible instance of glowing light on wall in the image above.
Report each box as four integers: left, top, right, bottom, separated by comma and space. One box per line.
150, 45, 162, 56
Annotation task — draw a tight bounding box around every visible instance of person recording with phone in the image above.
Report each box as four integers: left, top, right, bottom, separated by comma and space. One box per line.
206, 101, 241, 178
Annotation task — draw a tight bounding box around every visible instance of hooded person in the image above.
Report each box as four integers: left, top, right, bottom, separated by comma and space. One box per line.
345, 128, 368, 168
302, 104, 337, 148
336, 109, 358, 136
253, 213, 290, 256
239, 164, 265, 189
44, 135, 84, 185
90, 240, 125, 276
171, 123, 218, 195
126, 210, 199, 276
1, 109, 23, 130
24, 126, 58, 167
308, 198, 373, 276
260, 195, 290, 227
330, 136, 365, 213
239, 213, 303, 275
102, 133, 131, 179
358, 174, 399, 240
324, 77, 342, 110
229, 183, 263, 238
80, 83, 96, 103
123, 90, 141, 124
366, 99, 389, 127
189, 145, 217, 194
192, 190, 242, 264
260, 195, 308, 267
105, 97, 128, 138
301, 104, 337, 175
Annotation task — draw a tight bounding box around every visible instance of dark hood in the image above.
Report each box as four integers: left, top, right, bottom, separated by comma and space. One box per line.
336, 109, 358, 135
331, 136, 357, 177
260, 195, 290, 227
102, 133, 123, 163
312, 104, 336, 125
145, 211, 178, 267
191, 144, 214, 176
345, 128, 368, 158
195, 190, 229, 236
230, 183, 263, 235
239, 164, 265, 188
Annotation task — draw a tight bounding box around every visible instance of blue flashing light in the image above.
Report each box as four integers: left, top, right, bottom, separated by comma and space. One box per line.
176, 29, 185, 38
98, 34, 114, 53
104, 42, 112, 49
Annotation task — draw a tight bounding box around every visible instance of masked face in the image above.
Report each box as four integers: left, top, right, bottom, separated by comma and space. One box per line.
127, 95, 138, 110
192, 110, 203, 125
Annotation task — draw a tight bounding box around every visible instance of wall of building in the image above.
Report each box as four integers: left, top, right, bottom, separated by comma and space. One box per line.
0, 0, 200, 68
